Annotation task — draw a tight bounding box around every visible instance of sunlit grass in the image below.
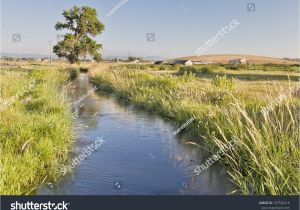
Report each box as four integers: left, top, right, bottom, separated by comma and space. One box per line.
0, 67, 74, 194
90, 66, 300, 195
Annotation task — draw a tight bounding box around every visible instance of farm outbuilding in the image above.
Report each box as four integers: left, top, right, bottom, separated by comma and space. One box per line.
170, 60, 193, 66
192, 61, 214, 65
154, 61, 169, 65
229, 58, 247, 65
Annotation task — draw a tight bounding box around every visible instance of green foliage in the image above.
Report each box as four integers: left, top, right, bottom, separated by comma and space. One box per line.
93, 53, 102, 62
68, 68, 78, 80
225, 64, 240, 70
289, 63, 300, 67
53, 6, 105, 64
178, 66, 198, 75
0, 68, 73, 194
178, 66, 213, 75
224, 63, 300, 72
159, 65, 166, 70
128, 56, 135, 62
260, 64, 300, 72
212, 75, 235, 90
128, 56, 143, 62
122, 64, 142, 70
79, 67, 89, 72
200, 67, 213, 74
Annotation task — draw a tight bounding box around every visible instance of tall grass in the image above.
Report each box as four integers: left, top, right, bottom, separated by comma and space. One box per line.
208, 98, 299, 194
0, 68, 73, 194
90, 67, 299, 195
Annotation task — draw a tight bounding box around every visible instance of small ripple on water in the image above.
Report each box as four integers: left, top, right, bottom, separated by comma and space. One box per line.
37, 73, 237, 195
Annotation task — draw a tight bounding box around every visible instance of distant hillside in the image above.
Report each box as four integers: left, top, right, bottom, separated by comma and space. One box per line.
176, 54, 300, 64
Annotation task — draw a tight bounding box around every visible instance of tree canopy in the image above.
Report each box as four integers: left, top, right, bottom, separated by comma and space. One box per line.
53, 6, 105, 64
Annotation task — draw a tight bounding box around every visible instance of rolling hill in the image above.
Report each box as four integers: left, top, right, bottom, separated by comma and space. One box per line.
176, 54, 299, 64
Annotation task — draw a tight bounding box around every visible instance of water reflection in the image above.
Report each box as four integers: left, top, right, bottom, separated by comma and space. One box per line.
38, 73, 236, 195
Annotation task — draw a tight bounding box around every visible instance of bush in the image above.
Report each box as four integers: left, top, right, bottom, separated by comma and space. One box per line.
159, 65, 166, 70
201, 67, 213, 74
68, 68, 78, 80
178, 66, 213, 75
225, 65, 240, 70
212, 75, 235, 90
171, 64, 183, 70
178, 66, 198, 75
79, 67, 89, 72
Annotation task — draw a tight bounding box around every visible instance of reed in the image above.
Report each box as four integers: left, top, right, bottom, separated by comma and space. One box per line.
90, 66, 299, 195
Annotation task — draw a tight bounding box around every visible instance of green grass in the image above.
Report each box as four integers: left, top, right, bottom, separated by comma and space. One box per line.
117, 64, 182, 71
219, 63, 300, 72
90, 66, 300, 195
178, 66, 214, 75
178, 65, 300, 81
252, 63, 300, 72
68, 67, 79, 80
0, 67, 73, 194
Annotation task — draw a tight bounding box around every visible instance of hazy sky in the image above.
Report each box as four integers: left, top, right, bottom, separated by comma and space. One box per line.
0, 0, 299, 58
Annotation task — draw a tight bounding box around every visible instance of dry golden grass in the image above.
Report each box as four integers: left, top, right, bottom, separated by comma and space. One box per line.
179, 54, 299, 64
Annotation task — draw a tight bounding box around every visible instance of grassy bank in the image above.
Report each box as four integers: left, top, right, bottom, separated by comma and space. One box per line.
90, 65, 300, 195
0, 67, 74, 194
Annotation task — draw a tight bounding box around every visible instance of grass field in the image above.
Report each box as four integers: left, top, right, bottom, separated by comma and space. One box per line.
0, 66, 75, 194
89, 63, 300, 195
0, 61, 299, 195
179, 54, 300, 65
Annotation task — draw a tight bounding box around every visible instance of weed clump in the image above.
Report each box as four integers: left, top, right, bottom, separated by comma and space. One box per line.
212, 75, 235, 90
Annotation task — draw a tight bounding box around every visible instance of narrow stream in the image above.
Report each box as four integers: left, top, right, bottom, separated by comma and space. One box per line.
38, 73, 236, 195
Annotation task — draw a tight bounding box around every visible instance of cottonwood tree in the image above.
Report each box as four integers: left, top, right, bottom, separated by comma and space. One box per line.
53, 6, 105, 64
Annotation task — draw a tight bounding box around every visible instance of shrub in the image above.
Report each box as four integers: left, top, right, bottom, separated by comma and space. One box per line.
79, 67, 89, 72
225, 65, 240, 70
159, 65, 166, 70
201, 67, 213, 74
68, 68, 78, 80
212, 75, 235, 90
178, 66, 198, 75
171, 64, 183, 70
178, 66, 213, 75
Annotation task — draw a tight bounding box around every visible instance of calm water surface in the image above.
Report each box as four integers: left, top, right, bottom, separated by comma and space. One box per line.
38, 73, 236, 195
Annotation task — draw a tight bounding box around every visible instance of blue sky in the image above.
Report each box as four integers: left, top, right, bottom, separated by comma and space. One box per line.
1, 0, 299, 58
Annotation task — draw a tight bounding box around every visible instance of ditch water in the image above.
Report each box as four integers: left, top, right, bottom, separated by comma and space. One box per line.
38, 73, 236, 195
